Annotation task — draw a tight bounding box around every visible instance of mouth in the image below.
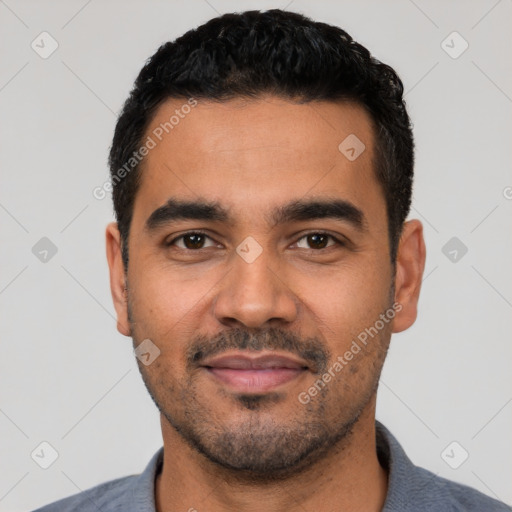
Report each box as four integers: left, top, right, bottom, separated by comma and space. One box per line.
201, 352, 309, 393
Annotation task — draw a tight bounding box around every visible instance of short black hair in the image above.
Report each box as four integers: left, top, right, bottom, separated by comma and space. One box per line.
109, 9, 414, 268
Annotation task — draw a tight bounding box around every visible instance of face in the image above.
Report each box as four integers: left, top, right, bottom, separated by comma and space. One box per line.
106, 96, 424, 479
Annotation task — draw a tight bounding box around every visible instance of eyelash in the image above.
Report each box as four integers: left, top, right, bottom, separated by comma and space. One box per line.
166, 231, 346, 251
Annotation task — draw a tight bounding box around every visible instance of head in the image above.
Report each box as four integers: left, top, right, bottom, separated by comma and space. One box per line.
106, 9, 425, 479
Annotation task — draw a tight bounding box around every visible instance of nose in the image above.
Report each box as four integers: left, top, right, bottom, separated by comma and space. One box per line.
212, 245, 299, 330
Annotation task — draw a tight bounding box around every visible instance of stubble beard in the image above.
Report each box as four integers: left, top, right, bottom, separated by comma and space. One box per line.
133, 325, 389, 482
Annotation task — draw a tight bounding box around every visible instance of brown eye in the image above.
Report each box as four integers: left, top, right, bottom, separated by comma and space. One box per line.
182, 234, 205, 249
307, 234, 329, 249
168, 232, 216, 250
296, 233, 339, 250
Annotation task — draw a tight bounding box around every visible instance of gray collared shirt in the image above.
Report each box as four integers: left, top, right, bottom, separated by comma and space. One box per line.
33, 422, 511, 511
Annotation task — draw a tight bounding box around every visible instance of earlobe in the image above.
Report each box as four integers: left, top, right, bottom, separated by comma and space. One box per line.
105, 222, 131, 337
392, 219, 426, 333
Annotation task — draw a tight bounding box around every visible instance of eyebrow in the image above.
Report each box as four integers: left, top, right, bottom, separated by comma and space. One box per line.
268, 198, 367, 231
144, 197, 367, 232
145, 199, 230, 231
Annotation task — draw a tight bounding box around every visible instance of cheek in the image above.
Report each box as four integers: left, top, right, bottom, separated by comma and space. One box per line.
292, 258, 391, 336
129, 272, 191, 359
128, 263, 218, 344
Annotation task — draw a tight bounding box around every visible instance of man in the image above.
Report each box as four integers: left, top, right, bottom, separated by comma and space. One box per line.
34, 9, 509, 512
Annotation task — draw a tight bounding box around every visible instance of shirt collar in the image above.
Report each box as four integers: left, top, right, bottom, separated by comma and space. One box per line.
128, 445, 164, 511
376, 421, 433, 511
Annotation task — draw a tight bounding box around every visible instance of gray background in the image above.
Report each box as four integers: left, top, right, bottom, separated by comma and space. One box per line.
1, 0, 511, 510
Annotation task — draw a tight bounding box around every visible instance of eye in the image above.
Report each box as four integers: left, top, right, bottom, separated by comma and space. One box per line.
166, 231, 345, 251
295, 232, 343, 250
167, 232, 217, 250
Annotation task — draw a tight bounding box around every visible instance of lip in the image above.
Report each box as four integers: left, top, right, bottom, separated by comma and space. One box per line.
201, 352, 309, 393
202, 353, 308, 370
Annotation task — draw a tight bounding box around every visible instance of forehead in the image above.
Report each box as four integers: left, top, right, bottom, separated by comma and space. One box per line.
133, 96, 383, 227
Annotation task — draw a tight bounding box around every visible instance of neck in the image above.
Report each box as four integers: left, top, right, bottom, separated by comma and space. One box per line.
155, 396, 388, 512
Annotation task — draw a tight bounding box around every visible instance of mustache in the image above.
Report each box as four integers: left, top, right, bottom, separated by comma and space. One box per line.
186, 327, 330, 374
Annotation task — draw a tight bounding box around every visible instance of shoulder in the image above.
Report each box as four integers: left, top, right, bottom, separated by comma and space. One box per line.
32, 447, 163, 512
32, 475, 138, 512
377, 422, 511, 512
412, 465, 511, 512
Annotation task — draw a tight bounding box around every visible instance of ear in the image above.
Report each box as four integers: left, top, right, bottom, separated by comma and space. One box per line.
392, 219, 426, 333
105, 222, 131, 336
